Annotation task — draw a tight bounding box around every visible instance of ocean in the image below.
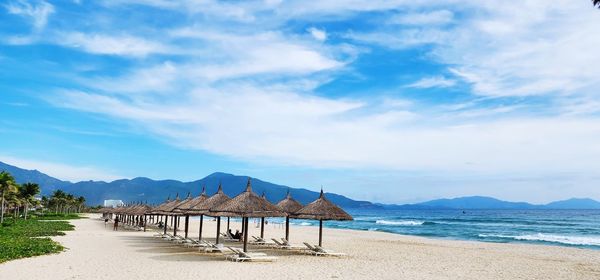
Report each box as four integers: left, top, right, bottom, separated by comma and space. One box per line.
282, 209, 600, 249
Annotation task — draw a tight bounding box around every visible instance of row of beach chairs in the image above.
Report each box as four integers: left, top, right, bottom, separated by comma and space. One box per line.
152, 231, 345, 262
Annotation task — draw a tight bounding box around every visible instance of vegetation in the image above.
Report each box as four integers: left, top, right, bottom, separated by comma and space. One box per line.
0, 170, 87, 223
0, 170, 87, 263
595, 0, 600, 8
0, 213, 76, 263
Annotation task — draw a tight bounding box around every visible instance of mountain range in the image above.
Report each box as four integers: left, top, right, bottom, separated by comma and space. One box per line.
2, 161, 600, 209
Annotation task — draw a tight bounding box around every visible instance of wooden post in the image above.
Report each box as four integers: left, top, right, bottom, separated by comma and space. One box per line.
198, 214, 204, 241
143, 215, 147, 232
184, 215, 189, 238
243, 217, 249, 252
318, 220, 323, 247
260, 217, 265, 238
215, 217, 221, 244
285, 216, 290, 241
173, 215, 178, 236
227, 217, 230, 232
163, 215, 168, 235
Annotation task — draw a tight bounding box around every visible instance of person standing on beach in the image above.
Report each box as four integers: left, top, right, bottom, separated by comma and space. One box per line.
113, 217, 119, 231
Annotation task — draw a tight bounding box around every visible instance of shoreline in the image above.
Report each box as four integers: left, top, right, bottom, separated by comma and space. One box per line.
1, 214, 599, 279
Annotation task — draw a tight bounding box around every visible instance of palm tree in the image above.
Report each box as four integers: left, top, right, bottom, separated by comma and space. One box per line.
0, 171, 18, 223
76, 196, 86, 213
595, 0, 600, 8
18, 183, 40, 219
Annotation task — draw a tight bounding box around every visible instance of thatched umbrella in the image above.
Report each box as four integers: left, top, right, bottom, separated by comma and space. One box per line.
295, 189, 353, 246
276, 190, 304, 242
187, 183, 230, 243
174, 186, 209, 238
211, 178, 284, 252
163, 193, 192, 236
152, 195, 172, 226
155, 194, 181, 235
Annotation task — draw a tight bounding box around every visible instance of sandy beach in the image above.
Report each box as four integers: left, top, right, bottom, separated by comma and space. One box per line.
1, 214, 599, 280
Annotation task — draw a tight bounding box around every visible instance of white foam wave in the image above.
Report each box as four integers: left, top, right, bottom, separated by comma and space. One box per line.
478, 233, 600, 246
368, 228, 378, 231
376, 220, 424, 226
291, 222, 312, 226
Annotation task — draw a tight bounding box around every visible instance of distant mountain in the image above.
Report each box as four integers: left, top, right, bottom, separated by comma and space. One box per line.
2, 161, 599, 210
543, 198, 600, 209
386, 196, 600, 210
0, 161, 376, 209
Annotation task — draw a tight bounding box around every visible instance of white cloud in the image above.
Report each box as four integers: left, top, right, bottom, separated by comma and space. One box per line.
57, 32, 172, 57
406, 76, 456, 88
5, 0, 54, 30
388, 10, 454, 26
0, 155, 124, 182
308, 27, 327, 41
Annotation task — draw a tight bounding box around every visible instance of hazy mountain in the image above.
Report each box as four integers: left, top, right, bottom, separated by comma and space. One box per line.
0, 161, 376, 209
387, 196, 600, 210
2, 161, 599, 210
543, 198, 600, 209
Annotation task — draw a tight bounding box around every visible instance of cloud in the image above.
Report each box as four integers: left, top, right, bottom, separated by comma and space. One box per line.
57, 32, 172, 57
388, 10, 454, 26
308, 27, 327, 41
406, 76, 456, 88
4, 0, 54, 30
0, 155, 124, 182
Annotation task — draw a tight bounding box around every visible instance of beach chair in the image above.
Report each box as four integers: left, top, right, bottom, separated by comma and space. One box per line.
221, 232, 239, 242
302, 242, 345, 256
161, 233, 175, 240
280, 238, 306, 250
201, 241, 226, 253
271, 238, 292, 249
225, 247, 277, 262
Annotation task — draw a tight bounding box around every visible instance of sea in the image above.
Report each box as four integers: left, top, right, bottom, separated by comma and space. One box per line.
276, 209, 600, 250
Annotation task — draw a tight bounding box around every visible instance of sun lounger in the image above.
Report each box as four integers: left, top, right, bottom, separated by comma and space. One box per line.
225, 247, 277, 262
201, 240, 226, 253
280, 238, 306, 250
302, 242, 345, 256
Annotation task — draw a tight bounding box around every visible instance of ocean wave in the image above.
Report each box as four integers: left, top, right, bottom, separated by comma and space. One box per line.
368, 228, 378, 231
375, 220, 425, 226
478, 233, 600, 246
291, 222, 312, 226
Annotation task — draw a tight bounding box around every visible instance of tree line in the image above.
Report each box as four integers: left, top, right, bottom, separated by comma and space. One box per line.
0, 171, 85, 223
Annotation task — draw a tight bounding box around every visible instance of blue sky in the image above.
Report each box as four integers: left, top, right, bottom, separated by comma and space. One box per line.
1, 0, 600, 204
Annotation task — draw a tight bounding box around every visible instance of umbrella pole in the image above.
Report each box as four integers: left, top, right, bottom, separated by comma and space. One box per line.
173, 216, 178, 236
260, 217, 265, 239
241, 217, 245, 240
184, 215, 189, 238
143, 215, 147, 232
227, 217, 230, 232
215, 217, 221, 244
163, 215, 168, 235
319, 219, 323, 247
285, 216, 290, 241
199, 214, 204, 241
243, 217, 249, 252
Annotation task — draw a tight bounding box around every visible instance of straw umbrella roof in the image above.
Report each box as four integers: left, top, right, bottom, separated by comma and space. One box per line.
211, 178, 284, 218
187, 183, 231, 215
295, 189, 353, 221
174, 186, 209, 213
153, 194, 181, 214
162, 192, 192, 214
276, 190, 304, 216
132, 204, 153, 215
151, 196, 172, 213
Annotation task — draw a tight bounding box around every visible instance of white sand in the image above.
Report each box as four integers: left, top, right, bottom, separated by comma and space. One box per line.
1, 214, 600, 280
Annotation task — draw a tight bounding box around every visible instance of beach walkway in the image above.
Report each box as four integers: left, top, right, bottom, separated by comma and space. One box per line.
0, 214, 599, 280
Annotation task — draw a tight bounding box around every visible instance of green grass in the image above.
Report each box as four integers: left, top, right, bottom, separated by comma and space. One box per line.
32, 212, 83, 220
0, 214, 77, 263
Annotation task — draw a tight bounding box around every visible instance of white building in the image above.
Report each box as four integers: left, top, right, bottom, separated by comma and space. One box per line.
104, 199, 124, 208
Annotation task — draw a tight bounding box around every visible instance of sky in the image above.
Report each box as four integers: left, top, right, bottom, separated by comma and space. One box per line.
1, 0, 600, 204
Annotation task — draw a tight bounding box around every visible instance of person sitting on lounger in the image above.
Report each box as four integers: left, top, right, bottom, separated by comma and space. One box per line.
233, 230, 241, 239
